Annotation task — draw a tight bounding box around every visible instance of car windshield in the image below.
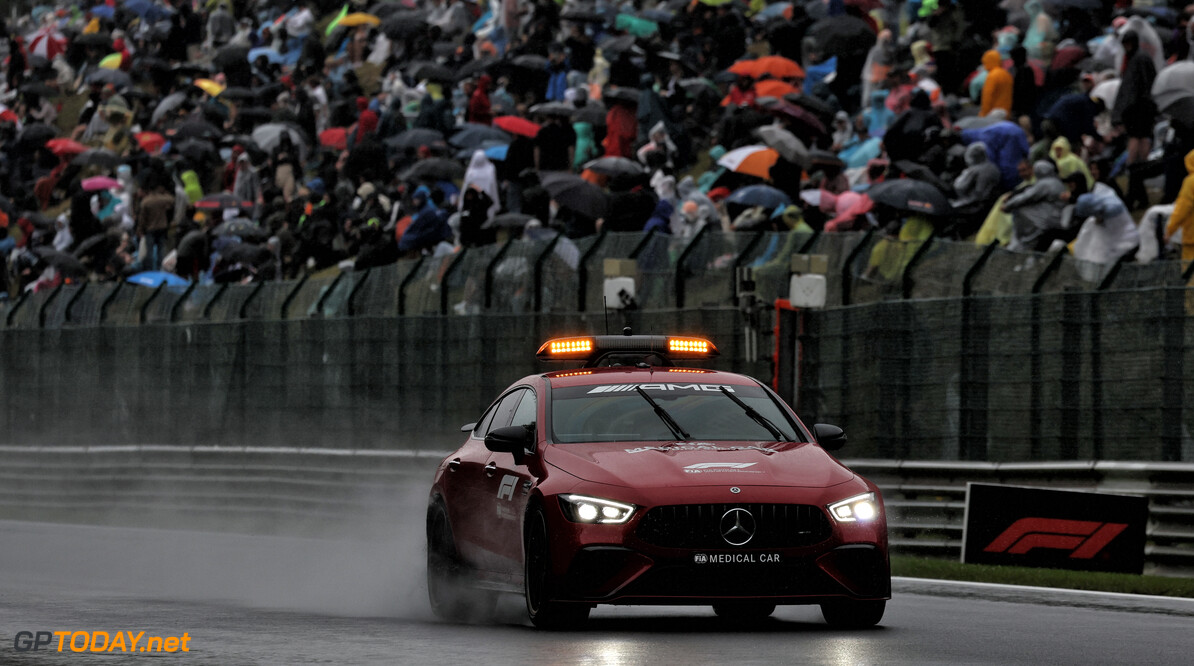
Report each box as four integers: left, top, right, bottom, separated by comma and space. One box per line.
551, 381, 801, 443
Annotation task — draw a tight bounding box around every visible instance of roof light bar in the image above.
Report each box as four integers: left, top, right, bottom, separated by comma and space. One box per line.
537, 335, 719, 366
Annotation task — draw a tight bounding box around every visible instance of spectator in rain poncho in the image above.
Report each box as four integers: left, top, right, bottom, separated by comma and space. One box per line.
1002, 160, 1067, 252
862, 90, 894, 138
980, 50, 1013, 118
1071, 191, 1140, 275
399, 186, 451, 254
636, 121, 678, 170
1050, 137, 1093, 189
961, 119, 1032, 192
460, 150, 500, 223
951, 142, 1002, 213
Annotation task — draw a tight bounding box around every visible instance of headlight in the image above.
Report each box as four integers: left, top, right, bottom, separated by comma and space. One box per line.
827, 492, 879, 523
558, 494, 636, 524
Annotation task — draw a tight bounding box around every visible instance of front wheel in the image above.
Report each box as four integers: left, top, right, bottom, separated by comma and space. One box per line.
820, 599, 886, 628
426, 502, 495, 622
524, 507, 591, 630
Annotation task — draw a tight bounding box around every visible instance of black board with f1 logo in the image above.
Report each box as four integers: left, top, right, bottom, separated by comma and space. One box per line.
962, 483, 1148, 574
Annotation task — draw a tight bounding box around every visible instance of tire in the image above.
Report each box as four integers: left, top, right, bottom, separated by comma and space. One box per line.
820, 599, 886, 628
524, 507, 591, 630
712, 602, 777, 620
426, 501, 495, 623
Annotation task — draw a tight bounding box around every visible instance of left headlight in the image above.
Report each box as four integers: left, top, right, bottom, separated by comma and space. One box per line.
558, 494, 636, 525
827, 492, 879, 523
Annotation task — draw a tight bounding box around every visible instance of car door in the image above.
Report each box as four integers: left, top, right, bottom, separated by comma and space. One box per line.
484, 385, 540, 573
441, 393, 516, 567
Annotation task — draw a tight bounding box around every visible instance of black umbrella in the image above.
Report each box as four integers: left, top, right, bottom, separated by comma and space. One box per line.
891, 160, 953, 197
72, 232, 114, 261
450, 123, 511, 149
560, 10, 608, 23
196, 192, 254, 211
483, 212, 537, 229
19, 82, 61, 98
84, 69, 131, 89
409, 61, 454, 82
72, 149, 122, 168
401, 157, 466, 181
75, 32, 112, 49
583, 156, 648, 178
573, 103, 607, 126
597, 34, 640, 56
806, 15, 876, 55
455, 57, 499, 81
511, 54, 549, 71
783, 93, 837, 127
385, 128, 447, 150
867, 178, 952, 217
381, 11, 429, 39
807, 149, 845, 169
540, 171, 609, 218
218, 87, 257, 101
17, 123, 57, 148
211, 218, 269, 241
173, 139, 219, 164
530, 101, 576, 117
212, 44, 251, 71
170, 120, 223, 141
33, 247, 88, 278
603, 87, 641, 104
171, 64, 211, 78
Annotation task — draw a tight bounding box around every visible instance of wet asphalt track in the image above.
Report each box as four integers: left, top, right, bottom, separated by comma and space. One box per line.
3, 520, 1194, 665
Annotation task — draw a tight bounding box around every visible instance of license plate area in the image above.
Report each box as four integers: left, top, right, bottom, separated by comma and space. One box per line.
692, 552, 782, 564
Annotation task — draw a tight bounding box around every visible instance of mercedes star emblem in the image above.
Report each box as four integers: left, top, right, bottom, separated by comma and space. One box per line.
720, 507, 756, 546
729, 487, 741, 494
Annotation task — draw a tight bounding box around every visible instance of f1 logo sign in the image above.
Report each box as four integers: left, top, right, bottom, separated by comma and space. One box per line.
496, 475, 518, 501
984, 518, 1128, 559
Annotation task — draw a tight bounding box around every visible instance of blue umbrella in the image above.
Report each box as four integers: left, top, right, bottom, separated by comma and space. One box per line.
484, 144, 509, 161
247, 47, 285, 65
726, 184, 791, 209
90, 5, 116, 19
127, 271, 190, 288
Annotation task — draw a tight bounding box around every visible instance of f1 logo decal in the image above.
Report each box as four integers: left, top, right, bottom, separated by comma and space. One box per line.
984, 518, 1128, 559
497, 475, 518, 501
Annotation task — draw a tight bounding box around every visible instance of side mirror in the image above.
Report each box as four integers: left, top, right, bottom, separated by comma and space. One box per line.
813, 423, 847, 452
485, 424, 534, 463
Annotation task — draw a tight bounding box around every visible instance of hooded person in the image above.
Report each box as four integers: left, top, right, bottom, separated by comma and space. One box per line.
1165, 148, 1194, 265
960, 120, 1033, 192
643, 198, 675, 235
882, 89, 942, 164
979, 50, 1013, 118
1050, 137, 1093, 189
467, 74, 493, 126
636, 121, 678, 169
399, 185, 452, 253
951, 142, 1003, 212
460, 150, 500, 222
1002, 160, 1067, 251
862, 90, 894, 138
573, 121, 599, 171
1071, 191, 1140, 274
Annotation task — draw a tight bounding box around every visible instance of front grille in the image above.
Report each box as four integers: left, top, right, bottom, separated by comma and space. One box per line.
635, 503, 832, 549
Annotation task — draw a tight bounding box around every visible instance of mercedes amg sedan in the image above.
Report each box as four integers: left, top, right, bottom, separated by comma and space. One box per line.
426, 334, 889, 629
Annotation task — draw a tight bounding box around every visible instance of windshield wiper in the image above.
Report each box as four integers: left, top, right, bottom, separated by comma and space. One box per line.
718, 387, 791, 442
634, 386, 691, 441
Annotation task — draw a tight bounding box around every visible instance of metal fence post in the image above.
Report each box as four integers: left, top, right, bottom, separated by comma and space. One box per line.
279, 273, 309, 319
629, 229, 657, 259
5, 290, 28, 327
576, 229, 607, 312
439, 249, 469, 315
312, 273, 344, 318
900, 231, 936, 299
840, 228, 875, 307
796, 229, 821, 254
674, 224, 711, 309
138, 284, 165, 325
532, 237, 560, 313
1096, 254, 1132, 291
346, 269, 371, 316
63, 282, 89, 325
730, 231, 765, 307
484, 238, 514, 309
203, 283, 230, 320
38, 283, 65, 328
962, 241, 1000, 297
169, 282, 197, 322
238, 281, 266, 319
959, 242, 998, 461
98, 281, 123, 324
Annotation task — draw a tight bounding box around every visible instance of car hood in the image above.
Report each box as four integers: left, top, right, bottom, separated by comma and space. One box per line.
543, 441, 855, 489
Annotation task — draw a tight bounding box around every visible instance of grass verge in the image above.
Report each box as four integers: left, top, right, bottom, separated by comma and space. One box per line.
891, 555, 1194, 599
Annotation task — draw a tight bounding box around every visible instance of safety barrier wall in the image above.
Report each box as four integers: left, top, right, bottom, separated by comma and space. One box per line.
2, 445, 1189, 576
783, 285, 1194, 463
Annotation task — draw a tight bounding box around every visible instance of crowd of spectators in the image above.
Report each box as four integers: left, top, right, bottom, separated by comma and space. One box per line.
1, 0, 1193, 301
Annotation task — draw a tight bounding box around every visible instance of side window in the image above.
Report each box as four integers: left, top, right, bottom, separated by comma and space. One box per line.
486, 389, 526, 434
510, 390, 538, 429
471, 403, 499, 439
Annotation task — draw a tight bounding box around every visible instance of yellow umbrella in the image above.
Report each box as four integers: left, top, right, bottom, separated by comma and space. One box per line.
193, 78, 225, 97
338, 12, 381, 28
98, 53, 123, 70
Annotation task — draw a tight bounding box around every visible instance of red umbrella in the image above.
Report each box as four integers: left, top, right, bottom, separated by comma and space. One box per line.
135, 131, 166, 154
46, 138, 90, 157
81, 176, 121, 191
319, 127, 348, 151
493, 115, 541, 138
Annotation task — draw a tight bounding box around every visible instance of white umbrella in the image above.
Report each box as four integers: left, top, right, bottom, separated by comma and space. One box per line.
1152, 61, 1194, 112
1091, 79, 1121, 111
251, 123, 309, 160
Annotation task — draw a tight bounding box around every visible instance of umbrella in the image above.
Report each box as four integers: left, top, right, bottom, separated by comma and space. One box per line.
384, 127, 447, 150
772, 103, 829, 142
170, 120, 222, 141
730, 55, 805, 80
75, 32, 113, 49
754, 80, 801, 100
953, 115, 1002, 130
1090, 79, 1121, 111
560, 10, 608, 23
808, 149, 845, 168
450, 123, 511, 149
511, 54, 549, 70
603, 87, 641, 104
484, 144, 509, 161
784, 93, 837, 126
339, 12, 381, 27
573, 104, 607, 126
678, 77, 718, 95
19, 82, 61, 98
806, 15, 876, 55
401, 157, 466, 181
1152, 61, 1194, 112
583, 156, 649, 178
597, 34, 640, 57
196, 193, 254, 211
213, 44, 251, 70
151, 91, 190, 126
726, 184, 791, 209
540, 172, 609, 218
251, 123, 308, 157
455, 140, 508, 160
73, 149, 122, 168
18, 123, 57, 148
173, 138, 220, 164
455, 57, 499, 81
319, 127, 349, 151
867, 178, 952, 217
33, 247, 87, 278
493, 116, 541, 138
217, 87, 257, 102
247, 47, 284, 65
192, 78, 225, 97
1164, 96, 1194, 137
381, 12, 429, 39
84, 69, 131, 89
483, 212, 537, 229
409, 61, 455, 82
718, 145, 781, 179
211, 218, 269, 240
135, 131, 167, 154
46, 138, 90, 157
127, 271, 190, 288
28, 27, 67, 60
530, 101, 576, 117
754, 125, 809, 167
81, 176, 121, 191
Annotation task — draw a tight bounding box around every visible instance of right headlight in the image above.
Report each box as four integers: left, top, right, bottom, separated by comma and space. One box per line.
558, 494, 636, 524
827, 492, 879, 523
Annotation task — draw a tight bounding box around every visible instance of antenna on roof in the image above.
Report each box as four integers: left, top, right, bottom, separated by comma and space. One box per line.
603, 297, 609, 335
